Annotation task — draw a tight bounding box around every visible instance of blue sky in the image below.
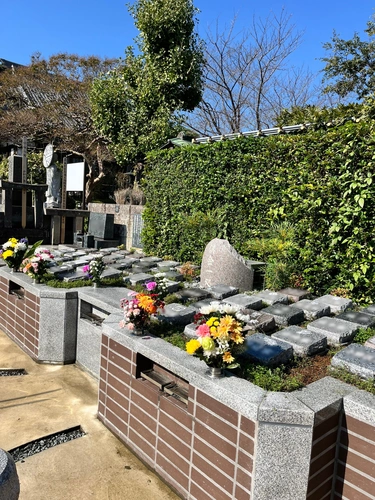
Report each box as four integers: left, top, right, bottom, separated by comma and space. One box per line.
1, 0, 375, 81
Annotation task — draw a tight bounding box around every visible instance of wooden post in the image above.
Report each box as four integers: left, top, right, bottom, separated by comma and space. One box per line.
21, 137, 27, 229
60, 157, 67, 243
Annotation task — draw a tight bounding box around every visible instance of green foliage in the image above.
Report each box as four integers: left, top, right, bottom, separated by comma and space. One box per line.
330, 367, 375, 394
0, 156, 7, 179
239, 363, 303, 392
91, 0, 203, 167
321, 15, 375, 100
142, 119, 375, 302
353, 327, 375, 345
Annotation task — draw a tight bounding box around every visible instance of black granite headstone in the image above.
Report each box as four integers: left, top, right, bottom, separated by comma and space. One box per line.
88, 213, 114, 239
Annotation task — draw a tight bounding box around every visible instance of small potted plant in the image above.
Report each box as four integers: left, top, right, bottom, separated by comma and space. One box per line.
186, 302, 246, 378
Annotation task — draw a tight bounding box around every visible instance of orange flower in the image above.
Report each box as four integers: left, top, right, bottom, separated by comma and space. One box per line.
138, 294, 157, 314
222, 352, 235, 364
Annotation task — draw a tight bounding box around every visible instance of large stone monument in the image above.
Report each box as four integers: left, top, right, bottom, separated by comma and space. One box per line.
200, 238, 254, 291
43, 144, 61, 208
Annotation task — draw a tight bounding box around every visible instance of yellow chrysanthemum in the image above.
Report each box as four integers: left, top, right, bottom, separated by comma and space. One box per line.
209, 326, 217, 335
222, 352, 235, 364
2, 249, 14, 259
206, 317, 219, 327
186, 339, 201, 354
230, 332, 244, 344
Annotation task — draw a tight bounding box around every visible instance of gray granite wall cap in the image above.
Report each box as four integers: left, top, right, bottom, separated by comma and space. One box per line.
258, 392, 315, 425
343, 389, 375, 427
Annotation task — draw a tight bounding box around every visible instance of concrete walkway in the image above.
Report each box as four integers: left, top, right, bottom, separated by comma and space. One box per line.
0, 330, 180, 500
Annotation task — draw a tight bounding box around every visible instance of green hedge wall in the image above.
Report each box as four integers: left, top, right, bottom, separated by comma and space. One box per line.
142, 121, 375, 302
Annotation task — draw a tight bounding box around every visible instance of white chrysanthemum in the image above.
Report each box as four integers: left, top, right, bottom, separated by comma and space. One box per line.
15, 242, 27, 251
218, 303, 241, 314
3, 241, 13, 250
199, 301, 221, 315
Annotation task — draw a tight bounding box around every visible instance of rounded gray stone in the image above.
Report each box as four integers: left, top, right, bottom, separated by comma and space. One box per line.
0, 449, 20, 500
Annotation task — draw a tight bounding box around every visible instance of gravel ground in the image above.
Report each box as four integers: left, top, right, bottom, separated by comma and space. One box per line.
0, 369, 26, 376
9, 427, 86, 462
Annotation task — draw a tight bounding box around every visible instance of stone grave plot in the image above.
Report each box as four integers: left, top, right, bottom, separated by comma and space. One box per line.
243, 333, 294, 366
158, 303, 196, 325
290, 299, 330, 321
174, 287, 210, 303
261, 303, 305, 326
156, 260, 180, 271
190, 298, 222, 311
307, 317, 359, 345
336, 310, 375, 329
252, 290, 289, 306
236, 309, 276, 333
311, 294, 353, 314
124, 272, 154, 285
271, 326, 327, 356
331, 343, 375, 379
277, 287, 310, 302
223, 293, 263, 310
204, 284, 239, 300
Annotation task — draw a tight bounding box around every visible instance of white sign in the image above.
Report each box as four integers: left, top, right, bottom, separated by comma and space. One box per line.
66, 162, 85, 191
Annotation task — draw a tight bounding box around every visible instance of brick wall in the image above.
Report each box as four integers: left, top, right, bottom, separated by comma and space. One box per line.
306, 412, 340, 499
333, 414, 375, 499
0, 274, 39, 358
98, 334, 255, 499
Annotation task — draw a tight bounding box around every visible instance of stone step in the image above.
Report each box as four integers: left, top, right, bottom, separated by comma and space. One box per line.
331, 343, 375, 379
271, 326, 327, 356
307, 317, 358, 345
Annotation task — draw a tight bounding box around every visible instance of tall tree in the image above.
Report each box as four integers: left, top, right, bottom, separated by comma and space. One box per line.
0, 53, 118, 202
186, 11, 322, 135
321, 15, 375, 101
91, 0, 204, 167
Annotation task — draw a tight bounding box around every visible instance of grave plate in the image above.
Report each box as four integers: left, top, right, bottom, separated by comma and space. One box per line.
243, 333, 293, 366
184, 323, 198, 338
205, 284, 239, 300
271, 326, 327, 356
175, 288, 210, 302
125, 273, 154, 285
277, 288, 310, 302
156, 260, 179, 269
362, 304, 375, 317
158, 303, 196, 325
331, 343, 375, 379
252, 290, 289, 306
311, 295, 353, 314
290, 299, 330, 321
336, 311, 375, 329
101, 268, 122, 279
261, 304, 305, 326
307, 317, 358, 345
223, 294, 263, 310
236, 309, 276, 333
190, 298, 220, 311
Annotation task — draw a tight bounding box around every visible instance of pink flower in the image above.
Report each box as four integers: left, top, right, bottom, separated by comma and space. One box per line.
82, 265, 90, 273
127, 322, 135, 330
145, 281, 157, 291
196, 324, 211, 337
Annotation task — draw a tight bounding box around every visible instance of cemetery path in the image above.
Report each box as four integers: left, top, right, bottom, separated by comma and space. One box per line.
0, 330, 179, 500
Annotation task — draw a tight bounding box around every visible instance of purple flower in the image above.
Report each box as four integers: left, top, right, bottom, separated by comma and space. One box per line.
145, 281, 157, 291
20, 238, 28, 244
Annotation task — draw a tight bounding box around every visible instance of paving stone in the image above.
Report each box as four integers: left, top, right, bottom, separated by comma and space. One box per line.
277, 288, 310, 302
336, 311, 375, 329
158, 303, 196, 325
361, 304, 375, 317
261, 304, 305, 326
290, 299, 330, 321
243, 333, 293, 366
236, 309, 276, 333
331, 343, 375, 379
175, 287, 210, 302
271, 326, 327, 356
124, 273, 154, 285
223, 294, 263, 310
204, 284, 239, 300
311, 294, 353, 314
252, 290, 289, 306
184, 322, 197, 338
307, 317, 358, 345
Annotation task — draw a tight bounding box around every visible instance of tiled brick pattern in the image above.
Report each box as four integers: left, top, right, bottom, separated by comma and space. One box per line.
0, 276, 40, 358
306, 412, 340, 499
98, 335, 255, 499
333, 414, 375, 499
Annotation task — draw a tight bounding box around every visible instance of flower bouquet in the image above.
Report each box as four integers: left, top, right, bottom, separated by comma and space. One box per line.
120, 281, 165, 335
82, 256, 105, 285
0, 238, 43, 271
186, 302, 245, 372
21, 248, 54, 282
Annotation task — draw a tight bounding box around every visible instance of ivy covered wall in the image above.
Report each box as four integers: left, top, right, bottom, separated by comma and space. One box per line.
142, 121, 375, 302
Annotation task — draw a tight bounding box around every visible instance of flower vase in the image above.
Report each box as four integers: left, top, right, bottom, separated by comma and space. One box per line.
206, 366, 224, 379
93, 282, 99, 289
133, 326, 147, 336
